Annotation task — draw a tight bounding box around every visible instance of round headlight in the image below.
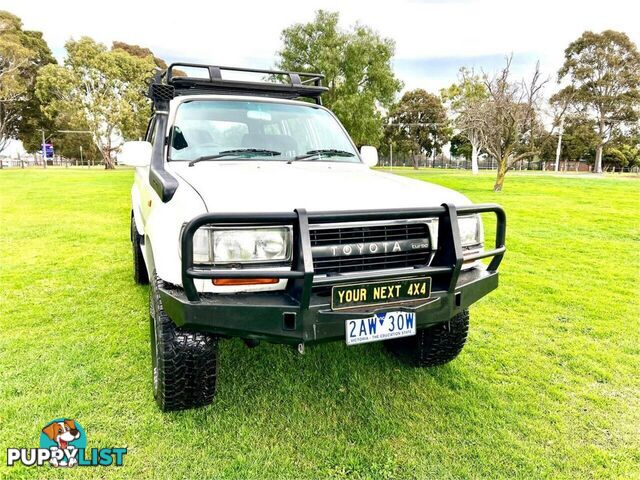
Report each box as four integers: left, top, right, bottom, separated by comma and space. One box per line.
213, 231, 244, 262
257, 230, 286, 257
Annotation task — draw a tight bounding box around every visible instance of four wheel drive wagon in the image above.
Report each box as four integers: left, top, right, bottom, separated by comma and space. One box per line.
118, 63, 507, 412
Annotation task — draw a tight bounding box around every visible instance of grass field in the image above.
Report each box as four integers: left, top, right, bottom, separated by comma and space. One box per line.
0, 168, 638, 479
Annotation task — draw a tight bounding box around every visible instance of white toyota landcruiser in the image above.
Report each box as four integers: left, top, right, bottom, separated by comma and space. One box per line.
118, 63, 506, 411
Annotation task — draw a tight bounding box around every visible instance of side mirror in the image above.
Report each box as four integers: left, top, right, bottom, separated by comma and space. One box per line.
360, 146, 378, 167
117, 141, 152, 167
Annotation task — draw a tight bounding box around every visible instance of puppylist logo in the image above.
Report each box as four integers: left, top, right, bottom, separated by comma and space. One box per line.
7, 418, 127, 468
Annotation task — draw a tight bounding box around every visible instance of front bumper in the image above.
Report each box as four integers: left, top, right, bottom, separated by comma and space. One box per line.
159, 267, 498, 345
161, 202, 506, 346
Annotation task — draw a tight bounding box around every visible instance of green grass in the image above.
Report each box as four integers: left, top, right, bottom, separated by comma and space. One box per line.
0, 167, 638, 479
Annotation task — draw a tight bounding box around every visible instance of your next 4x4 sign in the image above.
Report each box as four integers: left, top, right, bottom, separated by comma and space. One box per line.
331, 277, 432, 310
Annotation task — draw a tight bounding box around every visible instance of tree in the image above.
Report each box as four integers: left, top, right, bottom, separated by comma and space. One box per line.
450, 133, 473, 160
112, 41, 167, 69
111, 41, 185, 76
556, 30, 640, 173
0, 11, 54, 154
36, 37, 156, 168
380, 119, 417, 166
441, 68, 488, 174
601, 131, 640, 171
47, 109, 101, 164
537, 128, 559, 166
386, 89, 450, 167
480, 57, 546, 191
560, 116, 599, 163
276, 10, 402, 146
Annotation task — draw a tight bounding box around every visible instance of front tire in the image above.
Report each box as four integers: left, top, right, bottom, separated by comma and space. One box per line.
149, 272, 218, 411
384, 310, 469, 367
131, 214, 149, 285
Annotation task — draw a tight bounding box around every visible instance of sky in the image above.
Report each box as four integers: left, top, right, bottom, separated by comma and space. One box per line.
1, 0, 639, 156
4, 0, 639, 92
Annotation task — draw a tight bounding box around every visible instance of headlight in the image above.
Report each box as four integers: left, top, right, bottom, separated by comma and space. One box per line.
458, 215, 483, 247
192, 227, 213, 263
184, 226, 292, 264
213, 228, 291, 263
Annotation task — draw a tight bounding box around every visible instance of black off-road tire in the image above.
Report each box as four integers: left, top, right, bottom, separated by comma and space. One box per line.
149, 273, 218, 411
384, 310, 469, 367
131, 214, 149, 285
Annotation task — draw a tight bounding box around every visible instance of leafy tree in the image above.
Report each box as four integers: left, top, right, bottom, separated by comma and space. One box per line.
112, 41, 167, 69
560, 116, 599, 162
0, 11, 54, 154
47, 110, 101, 164
556, 30, 640, 173
602, 131, 640, 171
380, 120, 418, 165
480, 57, 547, 191
538, 129, 559, 165
386, 89, 450, 167
51, 133, 101, 165
441, 68, 488, 173
36, 37, 156, 168
450, 133, 472, 160
111, 41, 185, 76
276, 10, 402, 146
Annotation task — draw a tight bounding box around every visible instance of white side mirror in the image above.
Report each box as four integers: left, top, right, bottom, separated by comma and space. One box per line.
360, 146, 378, 167
118, 141, 152, 167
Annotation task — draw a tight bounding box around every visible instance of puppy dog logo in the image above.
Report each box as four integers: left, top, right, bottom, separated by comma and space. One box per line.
6, 417, 127, 468
40, 419, 86, 467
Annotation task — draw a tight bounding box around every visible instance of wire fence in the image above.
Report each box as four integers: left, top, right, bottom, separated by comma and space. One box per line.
378, 154, 640, 173
379, 154, 546, 171
0, 154, 103, 169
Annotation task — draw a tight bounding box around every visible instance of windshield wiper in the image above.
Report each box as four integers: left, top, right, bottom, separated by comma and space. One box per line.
287, 149, 355, 164
188, 149, 281, 166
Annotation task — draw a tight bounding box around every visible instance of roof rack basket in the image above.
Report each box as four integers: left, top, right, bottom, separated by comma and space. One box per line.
147, 63, 328, 108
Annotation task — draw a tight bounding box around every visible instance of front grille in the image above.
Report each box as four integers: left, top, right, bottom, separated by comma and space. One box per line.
310, 222, 431, 275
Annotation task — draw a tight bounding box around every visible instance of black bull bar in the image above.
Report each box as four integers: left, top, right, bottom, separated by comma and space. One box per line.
179, 204, 506, 304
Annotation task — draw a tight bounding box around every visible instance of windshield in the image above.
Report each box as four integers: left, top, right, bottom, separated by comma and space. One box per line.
169, 100, 360, 163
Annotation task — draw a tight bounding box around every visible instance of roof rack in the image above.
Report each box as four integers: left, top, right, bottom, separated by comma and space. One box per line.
147, 63, 328, 108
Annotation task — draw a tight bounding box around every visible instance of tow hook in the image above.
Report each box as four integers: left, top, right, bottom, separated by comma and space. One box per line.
297, 343, 305, 355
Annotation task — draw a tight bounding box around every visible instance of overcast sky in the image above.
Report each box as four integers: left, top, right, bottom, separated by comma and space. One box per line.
4, 0, 639, 93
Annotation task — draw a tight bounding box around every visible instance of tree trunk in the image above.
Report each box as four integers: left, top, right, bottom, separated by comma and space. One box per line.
493, 158, 508, 191
102, 148, 115, 169
412, 151, 418, 169
471, 142, 479, 174
594, 144, 603, 173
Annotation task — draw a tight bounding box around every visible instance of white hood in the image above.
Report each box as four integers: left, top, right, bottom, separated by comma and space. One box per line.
169, 161, 471, 213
